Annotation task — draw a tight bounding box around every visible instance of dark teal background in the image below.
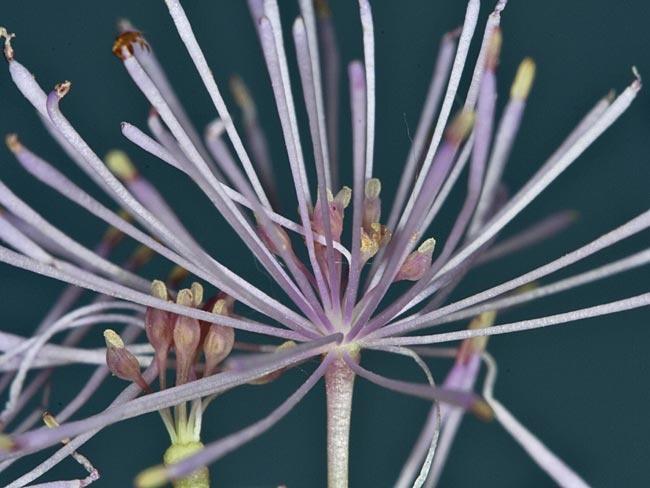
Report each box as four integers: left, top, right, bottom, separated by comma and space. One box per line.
0, 1, 649, 486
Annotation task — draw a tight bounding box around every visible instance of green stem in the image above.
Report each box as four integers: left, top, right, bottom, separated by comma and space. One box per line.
164, 441, 209, 488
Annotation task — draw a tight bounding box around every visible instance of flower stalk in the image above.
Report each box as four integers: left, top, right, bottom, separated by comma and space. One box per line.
325, 349, 358, 488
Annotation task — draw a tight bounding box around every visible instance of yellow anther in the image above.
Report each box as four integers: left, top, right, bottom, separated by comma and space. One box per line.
364, 178, 381, 199
510, 58, 536, 100
417, 237, 436, 255
5, 133, 21, 153
190, 282, 204, 307
446, 110, 475, 143
106, 150, 137, 181
176, 288, 194, 307
104, 329, 125, 349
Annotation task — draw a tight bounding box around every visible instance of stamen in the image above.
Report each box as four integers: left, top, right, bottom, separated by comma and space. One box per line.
342, 60, 367, 319
469, 57, 536, 235
294, 16, 341, 310
474, 210, 577, 265
343, 354, 491, 420
3, 365, 157, 488
256, 12, 332, 308
396, 0, 480, 231
413, 76, 641, 313
0, 244, 308, 341
383, 28, 458, 249
298, 0, 334, 188
0, 174, 149, 291
481, 354, 590, 487
377, 208, 650, 338
430, 248, 650, 328
369, 292, 650, 347
315, 0, 341, 185
230, 76, 278, 205
7, 334, 340, 457
9, 138, 314, 331
357, 0, 376, 180
163, 0, 273, 210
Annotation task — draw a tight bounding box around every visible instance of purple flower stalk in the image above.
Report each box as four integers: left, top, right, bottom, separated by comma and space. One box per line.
0, 0, 647, 486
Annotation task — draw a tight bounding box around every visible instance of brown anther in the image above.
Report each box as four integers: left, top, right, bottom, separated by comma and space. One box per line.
5, 133, 22, 153
167, 266, 189, 288
485, 28, 502, 71
55, 81, 72, 99
471, 399, 495, 422
112, 31, 150, 60
129, 245, 155, 268
314, 0, 332, 18
0, 27, 15, 62
230, 75, 255, 120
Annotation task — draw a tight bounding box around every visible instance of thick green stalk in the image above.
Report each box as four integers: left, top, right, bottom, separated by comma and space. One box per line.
164, 441, 209, 488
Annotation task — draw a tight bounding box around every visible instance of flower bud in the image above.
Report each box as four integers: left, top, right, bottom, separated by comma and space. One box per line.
257, 220, 293, 255
104, 329, 149, 391
312, 186, 351, 242
145, 280, 173, 387
202, 299, 235, 376
173, 289, 202, 385
395, 238, 436, 282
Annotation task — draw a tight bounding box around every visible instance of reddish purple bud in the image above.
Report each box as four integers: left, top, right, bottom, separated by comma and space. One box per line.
257, 221, 293, 256
173, 289, 202, 385
312, 187, 351, 242
104, 329, 149, 391
145, 280, 173, 354
395, 238, 436, 282
203, 299, 235, 376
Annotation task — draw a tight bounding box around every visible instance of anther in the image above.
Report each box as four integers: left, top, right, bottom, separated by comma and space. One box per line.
0, 27, 15, 62
112, 31, 150, 60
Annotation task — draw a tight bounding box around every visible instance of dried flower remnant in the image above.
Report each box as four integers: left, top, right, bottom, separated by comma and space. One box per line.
0, 1, 647, 487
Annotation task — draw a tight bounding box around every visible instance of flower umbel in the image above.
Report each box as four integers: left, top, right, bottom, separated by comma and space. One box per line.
0, 1, 648, 487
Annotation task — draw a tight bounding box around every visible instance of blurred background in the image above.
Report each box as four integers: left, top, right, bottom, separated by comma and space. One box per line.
0, 0, 648, 486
